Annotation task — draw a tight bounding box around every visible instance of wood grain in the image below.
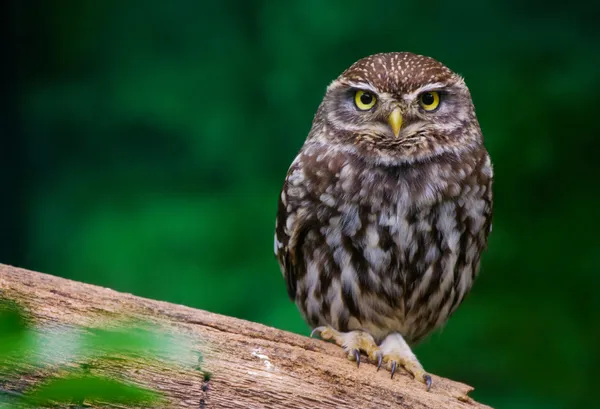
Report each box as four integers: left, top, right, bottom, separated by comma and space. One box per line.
0, 264, 492, 408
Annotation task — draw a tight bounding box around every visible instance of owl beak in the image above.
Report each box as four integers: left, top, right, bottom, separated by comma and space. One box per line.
388, 108, 403, 138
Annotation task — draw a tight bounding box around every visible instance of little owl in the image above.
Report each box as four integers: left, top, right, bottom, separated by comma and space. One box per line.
274, 52, 493, 390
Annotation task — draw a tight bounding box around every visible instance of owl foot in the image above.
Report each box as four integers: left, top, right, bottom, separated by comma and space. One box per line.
379, 333, 432, 391
311, 326, 380, 368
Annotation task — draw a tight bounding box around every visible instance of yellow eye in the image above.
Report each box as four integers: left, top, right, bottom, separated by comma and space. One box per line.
419, 91, 440, 111
354, 90, 377, 110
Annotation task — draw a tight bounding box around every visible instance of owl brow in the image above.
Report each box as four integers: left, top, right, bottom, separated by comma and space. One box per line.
404, 82, 448, 102
345, 81, 378, 94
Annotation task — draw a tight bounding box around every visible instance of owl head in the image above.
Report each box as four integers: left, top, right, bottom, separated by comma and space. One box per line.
310, 52, 483, 165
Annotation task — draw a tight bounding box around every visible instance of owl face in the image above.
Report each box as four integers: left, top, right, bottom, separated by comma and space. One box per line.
310, 52, 483, 165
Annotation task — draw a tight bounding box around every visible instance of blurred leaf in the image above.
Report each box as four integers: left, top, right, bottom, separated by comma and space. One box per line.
0, 300, 28, 337
0, 387, 25, 409
80, 326, 201, 368
83, 326, 157, 355
0, 300, 33, 372
24, 374, 160, 407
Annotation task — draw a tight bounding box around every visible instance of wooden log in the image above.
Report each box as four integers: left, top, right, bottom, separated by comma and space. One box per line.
0, 264, 492, 408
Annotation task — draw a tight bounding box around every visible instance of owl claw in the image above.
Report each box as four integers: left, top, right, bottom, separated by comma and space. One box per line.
424, 374, 432, 392
310, 326, 327, 338
390, 360, 397, 379
352, 349, 361, 367
376, 351, 383, 371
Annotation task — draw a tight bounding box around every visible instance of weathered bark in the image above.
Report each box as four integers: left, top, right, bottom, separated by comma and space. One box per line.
0, 264, 491, 408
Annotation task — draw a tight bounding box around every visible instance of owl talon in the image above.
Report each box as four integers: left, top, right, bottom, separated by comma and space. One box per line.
424, 374, 432, 392
376, 351, 383, 371
390, 360, 397, 379
352, 349, 361, 367
310, 326, 327, 338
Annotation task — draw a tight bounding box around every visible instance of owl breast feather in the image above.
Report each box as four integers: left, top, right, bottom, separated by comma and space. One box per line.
275, 141, 493, 344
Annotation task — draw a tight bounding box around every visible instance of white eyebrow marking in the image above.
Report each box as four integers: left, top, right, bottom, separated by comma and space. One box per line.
345, 81, 378, 94
403, 82, 448, 102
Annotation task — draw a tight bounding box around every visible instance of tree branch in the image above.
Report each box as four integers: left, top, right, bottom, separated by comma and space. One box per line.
0, 264, 491, 408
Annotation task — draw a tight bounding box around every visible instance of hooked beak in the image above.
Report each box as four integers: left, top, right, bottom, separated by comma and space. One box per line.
388, 108, 403, 138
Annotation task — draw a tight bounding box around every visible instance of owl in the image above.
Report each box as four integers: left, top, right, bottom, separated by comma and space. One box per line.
274, 52, 493, 390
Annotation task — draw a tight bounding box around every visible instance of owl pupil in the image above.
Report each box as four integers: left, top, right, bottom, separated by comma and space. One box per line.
360, 93, 373, 105
422, 93, 435, 105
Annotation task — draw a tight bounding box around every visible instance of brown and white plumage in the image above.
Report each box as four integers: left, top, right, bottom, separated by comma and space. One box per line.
274, 52, 493, 389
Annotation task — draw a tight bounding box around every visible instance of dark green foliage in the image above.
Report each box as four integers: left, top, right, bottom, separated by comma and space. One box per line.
3, 1, 599, 408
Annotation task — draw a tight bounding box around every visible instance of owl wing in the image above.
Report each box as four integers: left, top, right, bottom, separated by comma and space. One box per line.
274, 180, 297, 300
274, 160, 320, 301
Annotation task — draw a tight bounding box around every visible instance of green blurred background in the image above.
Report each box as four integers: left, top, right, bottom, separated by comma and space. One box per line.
2, 1, 598, 408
